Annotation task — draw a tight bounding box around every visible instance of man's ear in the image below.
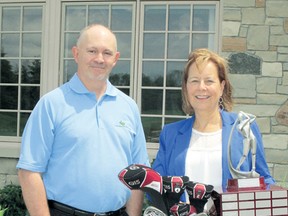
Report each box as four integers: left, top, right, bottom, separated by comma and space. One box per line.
72, 46, 79, 63
112, 51, 120, 67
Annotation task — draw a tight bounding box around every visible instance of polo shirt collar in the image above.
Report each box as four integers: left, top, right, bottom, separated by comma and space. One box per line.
68, 73, 118, 97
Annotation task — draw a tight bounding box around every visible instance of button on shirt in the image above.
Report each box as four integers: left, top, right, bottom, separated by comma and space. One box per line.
16, 73, 150, 212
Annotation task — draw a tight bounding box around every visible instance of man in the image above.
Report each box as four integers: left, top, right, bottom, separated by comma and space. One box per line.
17, 24, 150, 216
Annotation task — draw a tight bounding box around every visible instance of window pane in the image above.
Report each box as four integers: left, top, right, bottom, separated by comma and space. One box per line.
142, 117, 161, 143
0, 112, 17, 136
23, 6, 42, 31
0, 86, 18, 109
141, 89, 163, 114
142, 61, 164, 87
110, 60, 130, 86
65, 6, 86, 31
115, 33, 131, 58
111, 5, 132, 31
119, 88, 129, 96
21, 59, 41, 84
20, 112, 30, 136
168, 5, 190, 31
21, 86, 40, 110
165, 117, 186, 125
193, 5, 215, 31
0, 59, 19, 83
166, 61, 184, 87
143, 33, 165, 58
144, 5, 166, 31
192, 33, 215, 50
167, 33, 189, 59
64, 33, 78, 58
1, 34, 20, 57
2, 7, 21, 31
88, 5, 109, 26
165, 90, 184, 115
63, 60, 77, 82
22, 33, 42, 57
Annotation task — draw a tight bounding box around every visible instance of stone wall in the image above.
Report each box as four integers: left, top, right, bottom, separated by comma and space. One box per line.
222, 0, 288, 187
0, 158, 19, 188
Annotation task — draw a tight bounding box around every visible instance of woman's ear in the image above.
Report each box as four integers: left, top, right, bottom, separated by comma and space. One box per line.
221, 80, 226, 94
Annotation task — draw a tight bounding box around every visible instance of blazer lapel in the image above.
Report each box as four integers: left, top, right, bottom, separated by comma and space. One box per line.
173, 117, 194, 176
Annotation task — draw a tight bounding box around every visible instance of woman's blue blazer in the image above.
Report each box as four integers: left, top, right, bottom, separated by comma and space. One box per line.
152, 111, 275, 192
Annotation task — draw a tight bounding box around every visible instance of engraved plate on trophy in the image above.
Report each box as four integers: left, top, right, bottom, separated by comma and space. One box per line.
218, 185, 288, 216
227, 111, 266, 192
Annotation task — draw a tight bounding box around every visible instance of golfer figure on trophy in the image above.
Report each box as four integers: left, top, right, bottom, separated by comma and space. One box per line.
227, 111, 268, 191
227, 111, 272, 191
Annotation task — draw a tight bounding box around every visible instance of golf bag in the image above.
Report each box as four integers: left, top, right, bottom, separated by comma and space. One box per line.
118, 164, 215, 216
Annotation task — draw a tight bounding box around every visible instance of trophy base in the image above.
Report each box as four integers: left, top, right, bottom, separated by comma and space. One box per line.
214, 185, 288, 216
227, 176, 266, 192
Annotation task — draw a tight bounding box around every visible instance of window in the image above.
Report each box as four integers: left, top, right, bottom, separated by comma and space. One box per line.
0, 4, 43, 138
61, 2, 135, 96
139, 3, 218, 143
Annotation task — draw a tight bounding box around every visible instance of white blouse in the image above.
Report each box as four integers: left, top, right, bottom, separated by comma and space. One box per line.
185, 128, 222, 211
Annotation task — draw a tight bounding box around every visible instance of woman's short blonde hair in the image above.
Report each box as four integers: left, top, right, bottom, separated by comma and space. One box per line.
182, 48, 233, 115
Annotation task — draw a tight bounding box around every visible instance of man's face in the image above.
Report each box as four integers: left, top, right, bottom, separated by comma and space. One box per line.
72, 26, 120, 82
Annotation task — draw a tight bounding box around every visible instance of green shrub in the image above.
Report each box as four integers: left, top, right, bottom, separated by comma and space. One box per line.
0, 184, 27, 216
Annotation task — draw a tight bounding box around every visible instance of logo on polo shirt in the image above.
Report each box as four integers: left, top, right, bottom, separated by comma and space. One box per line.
119, 120, 126, 127
116, 120, 128, 128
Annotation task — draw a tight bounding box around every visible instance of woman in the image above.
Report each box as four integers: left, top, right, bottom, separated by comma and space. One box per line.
152, 49, 275, 213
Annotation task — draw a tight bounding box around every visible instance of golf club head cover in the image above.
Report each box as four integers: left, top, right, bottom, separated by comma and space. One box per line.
170, 203, 197, 216
118, 164, 168, 214
186, 181, 214, 213
162, 176, 189, 210
143, 206, 167, 216
118, 164, 162, 192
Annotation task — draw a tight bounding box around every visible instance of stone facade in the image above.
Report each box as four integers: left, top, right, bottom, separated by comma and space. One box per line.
222, 0, 288, 187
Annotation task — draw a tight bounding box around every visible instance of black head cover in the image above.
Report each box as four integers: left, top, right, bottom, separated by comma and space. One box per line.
186, 181, 214, 213
162, 176, 190, 211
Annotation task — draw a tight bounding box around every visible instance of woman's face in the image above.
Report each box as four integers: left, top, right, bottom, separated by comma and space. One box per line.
186, 61, 225, 114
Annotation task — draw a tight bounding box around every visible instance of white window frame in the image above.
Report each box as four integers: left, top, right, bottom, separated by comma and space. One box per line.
137, 1, 220, 158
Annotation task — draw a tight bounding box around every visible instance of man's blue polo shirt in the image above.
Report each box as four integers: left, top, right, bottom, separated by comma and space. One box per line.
17, 73, 150, 212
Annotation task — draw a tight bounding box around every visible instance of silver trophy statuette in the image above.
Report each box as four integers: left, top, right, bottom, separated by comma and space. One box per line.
226, 111, 266, 191
227, 111, 260, 179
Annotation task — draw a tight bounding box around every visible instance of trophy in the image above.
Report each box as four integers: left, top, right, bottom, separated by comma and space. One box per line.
212, 111, 288, 216
227, 111, 266, 191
